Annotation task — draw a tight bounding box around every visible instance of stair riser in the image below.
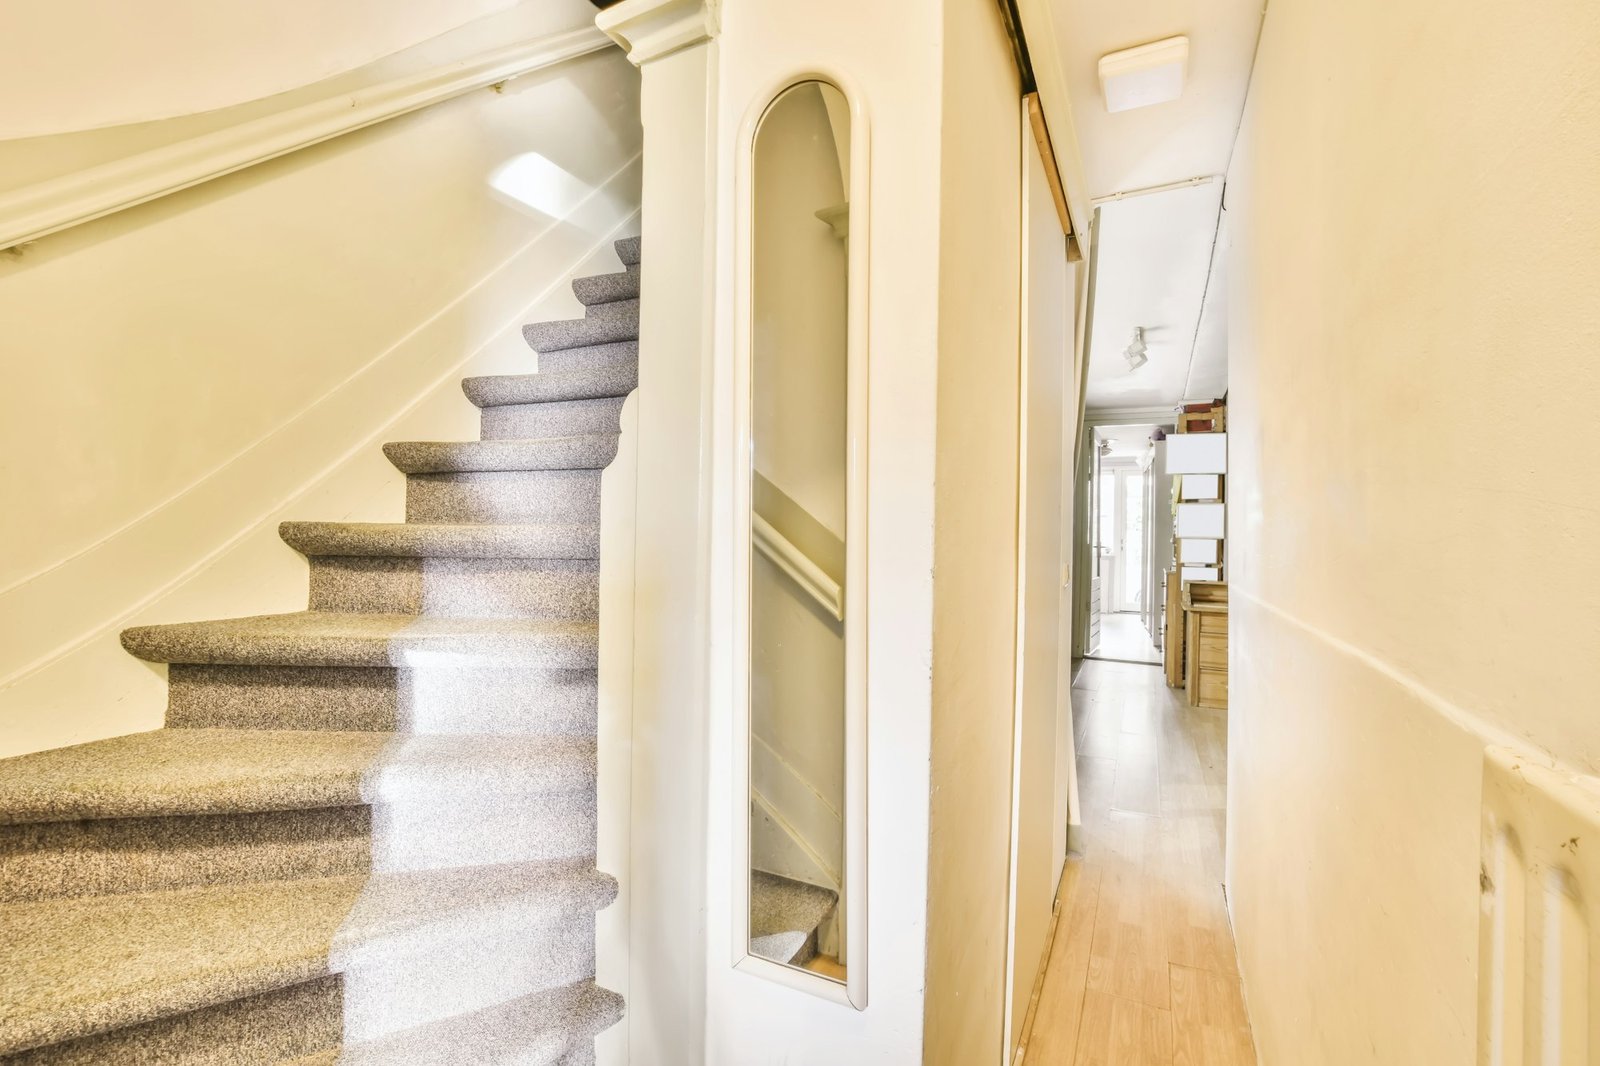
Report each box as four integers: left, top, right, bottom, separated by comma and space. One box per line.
170, 664, 398, 731
338, 912, 597, 1043
536, 343, 637, 374
584, 298, 639, 322
480, 396, 627, 441
307, 557, 598, 620
168, 665, 598, 735
370, 790, 596, 869
406, 471, 603, 524
2, 977, 342, 1065
0, 807, 369, 903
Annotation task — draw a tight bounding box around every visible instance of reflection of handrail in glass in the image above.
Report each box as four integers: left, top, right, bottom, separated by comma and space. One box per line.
753, 513, 844, 622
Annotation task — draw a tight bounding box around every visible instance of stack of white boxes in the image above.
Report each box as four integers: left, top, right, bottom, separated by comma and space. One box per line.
1164, 431, 1227, 582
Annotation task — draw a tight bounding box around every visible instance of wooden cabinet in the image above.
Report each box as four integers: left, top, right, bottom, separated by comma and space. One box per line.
1182, 581, 1228, 710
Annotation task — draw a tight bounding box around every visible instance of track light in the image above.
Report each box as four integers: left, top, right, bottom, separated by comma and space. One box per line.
1123, 327, 1149, 371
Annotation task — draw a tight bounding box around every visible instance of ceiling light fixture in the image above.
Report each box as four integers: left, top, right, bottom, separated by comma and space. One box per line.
1098, 36, 1189, 114
1123, 326, 1149, 371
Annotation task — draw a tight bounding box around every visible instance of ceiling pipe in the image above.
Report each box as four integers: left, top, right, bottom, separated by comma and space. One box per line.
1091, 173, 1222, 206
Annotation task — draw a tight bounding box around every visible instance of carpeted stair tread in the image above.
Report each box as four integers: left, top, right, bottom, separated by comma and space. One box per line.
4, 978, 345, 1066
750, 870, 838, 940
614, 235, 640, 267
521, 314, 637, 355
0, 874, 363, 1056
280, 521, 600, 560
333, 980, 624, 1065
462, 364, 638, 409
332, 860, 616, 961
571, 269, 639, 306
382, 435, 619, 474
0, 864, 620, 1059
0, 729, 599, 826
0, 730, 383, 825
121, 612, 599, 668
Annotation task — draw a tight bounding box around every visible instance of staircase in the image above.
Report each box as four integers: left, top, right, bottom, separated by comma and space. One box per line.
0, 236, 642, 1064
749, 870, 838, 968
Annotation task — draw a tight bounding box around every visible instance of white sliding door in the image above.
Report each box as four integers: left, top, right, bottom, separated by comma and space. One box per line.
1003, 99, 1078, 1058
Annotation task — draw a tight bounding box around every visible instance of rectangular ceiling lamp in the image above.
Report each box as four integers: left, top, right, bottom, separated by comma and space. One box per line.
1098, 36, 1189, 113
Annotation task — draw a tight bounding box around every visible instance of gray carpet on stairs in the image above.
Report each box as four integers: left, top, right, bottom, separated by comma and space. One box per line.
749, 870, 839, 967
0, 236, 641, 1063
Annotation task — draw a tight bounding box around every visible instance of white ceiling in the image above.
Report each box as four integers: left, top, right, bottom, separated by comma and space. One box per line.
1049, 0, 1264, 199
1083, 181, 1223, 409
1047, 0, 1262, 411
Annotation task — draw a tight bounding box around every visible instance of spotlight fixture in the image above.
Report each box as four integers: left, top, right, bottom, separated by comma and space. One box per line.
1123, 327, 1149, 371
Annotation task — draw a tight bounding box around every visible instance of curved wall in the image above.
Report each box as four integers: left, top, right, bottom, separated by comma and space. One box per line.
0, 0, 597, 138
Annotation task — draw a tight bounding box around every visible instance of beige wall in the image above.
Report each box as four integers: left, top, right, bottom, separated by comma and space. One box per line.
0, 0, 598, 138
1226, 0, 1600, 1061
0, 48, 642, 757
924, 0, 1024, 1061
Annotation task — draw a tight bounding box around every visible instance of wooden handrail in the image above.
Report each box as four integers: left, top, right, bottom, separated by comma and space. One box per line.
752, 513, 844, 622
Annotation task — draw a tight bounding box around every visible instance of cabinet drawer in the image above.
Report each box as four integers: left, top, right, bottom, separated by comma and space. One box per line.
1196, 667, 1229, 708
1198, 611, 1228, 637
1197, 635, 1228, 668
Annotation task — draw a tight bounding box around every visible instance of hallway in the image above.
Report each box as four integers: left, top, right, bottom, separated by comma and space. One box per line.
1018, 659, 1254, 1065
1090, 613, 1161, 665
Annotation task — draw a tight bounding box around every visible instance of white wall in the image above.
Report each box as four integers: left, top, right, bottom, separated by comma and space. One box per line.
0, 0, 599, 138
923, 0, 1024, 1061
1226, 0, 1600, 1061
703, 0, 946, 1060
0, 46, 642, 757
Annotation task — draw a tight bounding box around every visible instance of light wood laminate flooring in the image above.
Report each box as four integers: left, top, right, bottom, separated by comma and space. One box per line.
1015, 659, 1255, 1066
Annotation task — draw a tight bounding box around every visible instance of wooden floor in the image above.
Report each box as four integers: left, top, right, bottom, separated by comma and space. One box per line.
1090, 613, 1162, 665
1016, 659, 1256, 1066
